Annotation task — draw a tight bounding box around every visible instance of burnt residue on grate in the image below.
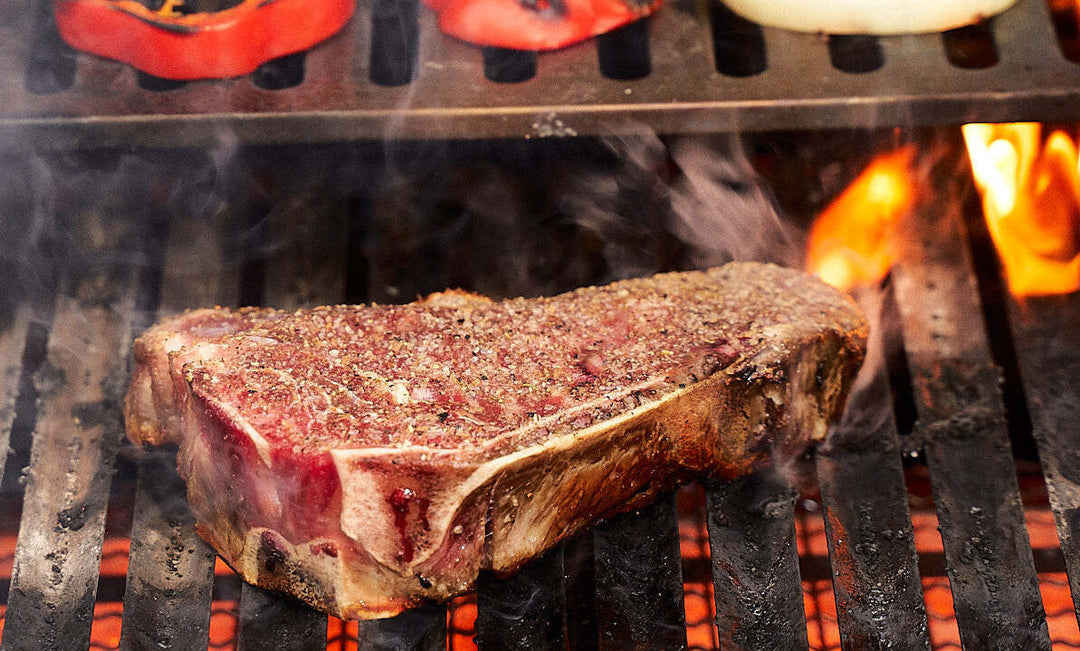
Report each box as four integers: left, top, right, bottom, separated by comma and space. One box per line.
706, 468, 808, 649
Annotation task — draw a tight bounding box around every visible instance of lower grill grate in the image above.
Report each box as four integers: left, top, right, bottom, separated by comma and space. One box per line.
0, 485, 1076, 649
0, 139, 1077, 649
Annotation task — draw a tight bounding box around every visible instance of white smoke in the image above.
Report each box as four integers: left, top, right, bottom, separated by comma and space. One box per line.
667, 134, 798, 269
557, 129, 799, 280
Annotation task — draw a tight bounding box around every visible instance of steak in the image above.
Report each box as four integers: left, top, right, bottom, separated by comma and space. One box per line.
125, 262, 866, 619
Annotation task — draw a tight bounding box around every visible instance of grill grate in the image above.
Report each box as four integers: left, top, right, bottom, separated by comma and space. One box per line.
815, 361, 929, 649
0, 140, 1078, 649
706, 470, 809, 648
5, 0, 1080, 146
891, 164, 1051, 648
592, 492, 686, 649
1005, 286, 1080, 625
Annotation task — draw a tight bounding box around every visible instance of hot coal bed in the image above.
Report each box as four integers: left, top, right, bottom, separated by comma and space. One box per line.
2, 0, 1080, 649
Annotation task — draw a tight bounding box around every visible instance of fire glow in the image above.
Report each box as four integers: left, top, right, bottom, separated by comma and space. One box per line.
806, 127, 1080, 297
805, 147, 916, 291
963, 122, 1080, 297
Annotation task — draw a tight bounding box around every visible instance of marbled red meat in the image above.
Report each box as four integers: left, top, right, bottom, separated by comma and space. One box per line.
125, 262, 866, 619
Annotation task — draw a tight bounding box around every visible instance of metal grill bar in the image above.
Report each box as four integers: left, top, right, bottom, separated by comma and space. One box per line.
0, 154, 48, 492
118, 205, 242, 651
815, 352, 930, 649
3, 207, 145, 649
1006, 294, 1080, 625
0, 297, 30, 492
153, 202, 245, 313
5, 0, 1080, 147
119, 448, 217, 651
891, 171, 1052, 648
237, 584, 327, 651
475, 545, 568, 648
592, 491, 688, 650
357, 604, 447, 650
563, 532, 599, 650
706, 469, 808, 649
262, 178, 352, 312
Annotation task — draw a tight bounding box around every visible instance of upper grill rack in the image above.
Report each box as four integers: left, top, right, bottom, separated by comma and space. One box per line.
3, 0, 1080, 147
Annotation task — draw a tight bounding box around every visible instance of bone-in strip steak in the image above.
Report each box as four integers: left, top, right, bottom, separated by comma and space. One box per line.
125, 262, 866, 619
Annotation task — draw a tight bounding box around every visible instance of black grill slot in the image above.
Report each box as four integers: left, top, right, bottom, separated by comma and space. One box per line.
136, 72, 187, 92
828, 35, 885, 74
253, 52, 308, 91
482, 47, 538, 84
597, 19, 652, 80
708, 1, 767, 78
24, 0, 76, 95
369, 0, 420, 86
943, 22, 1001, 69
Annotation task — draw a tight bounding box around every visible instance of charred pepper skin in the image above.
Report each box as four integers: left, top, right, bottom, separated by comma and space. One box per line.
424, 0, 660, 51
52, 0, 356, 80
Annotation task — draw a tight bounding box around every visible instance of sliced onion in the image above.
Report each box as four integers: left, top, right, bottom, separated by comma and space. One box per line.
721, 0, 1019, 34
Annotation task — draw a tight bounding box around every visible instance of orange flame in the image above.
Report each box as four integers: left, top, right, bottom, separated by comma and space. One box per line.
805, 147, 916, 291
962, 122, 1080, 297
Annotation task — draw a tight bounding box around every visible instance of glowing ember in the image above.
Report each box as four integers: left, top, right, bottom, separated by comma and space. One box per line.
805, 147, 916, 291
962, 122, 1080, 297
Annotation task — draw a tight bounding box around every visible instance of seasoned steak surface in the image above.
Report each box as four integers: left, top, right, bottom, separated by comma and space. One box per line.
180, 264, 853, 454
125, 262, 867, 619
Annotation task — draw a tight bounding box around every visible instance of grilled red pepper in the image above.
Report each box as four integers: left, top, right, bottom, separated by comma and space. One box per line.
424, 0, 660, 50
53, 0, 357, 80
